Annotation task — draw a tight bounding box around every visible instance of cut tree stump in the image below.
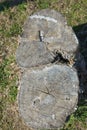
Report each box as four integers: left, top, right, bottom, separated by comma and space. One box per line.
16, 9, 81, 130
19, 65, 79, 129
16, 9, 79, 68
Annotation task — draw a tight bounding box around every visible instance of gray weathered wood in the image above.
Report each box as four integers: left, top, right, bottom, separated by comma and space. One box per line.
16, 9, 79, 68
16, 9, 80, 130
18, 65, 79, 129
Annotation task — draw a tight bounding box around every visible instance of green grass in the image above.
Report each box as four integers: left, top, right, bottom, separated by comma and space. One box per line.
36, 0, 58, 9
0, 0, 87, 130
61, 100, 87, 130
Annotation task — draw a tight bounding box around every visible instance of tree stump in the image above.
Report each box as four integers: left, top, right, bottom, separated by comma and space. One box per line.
16, 9, 80, 129
19, 65, 79, 129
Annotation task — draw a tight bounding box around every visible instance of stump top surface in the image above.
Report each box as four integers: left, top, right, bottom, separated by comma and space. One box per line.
16, 9, 78, 68
19, 65, 79, 129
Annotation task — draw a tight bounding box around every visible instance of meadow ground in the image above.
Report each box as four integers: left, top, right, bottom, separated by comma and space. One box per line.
0, 0, 87, 130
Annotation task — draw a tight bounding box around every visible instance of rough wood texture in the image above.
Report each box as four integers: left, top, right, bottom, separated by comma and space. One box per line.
16, 9, 80, 130
19, 65, 79, 129
16, 40, 54, 68
16, 9, 79, 68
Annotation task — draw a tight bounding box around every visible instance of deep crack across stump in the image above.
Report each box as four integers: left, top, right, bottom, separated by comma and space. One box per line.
51, 51, 70, 64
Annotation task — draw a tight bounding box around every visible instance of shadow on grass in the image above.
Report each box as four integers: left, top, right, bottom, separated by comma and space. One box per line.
0, 0, 29, 11
73, 23, 87, 49
73, 23, 87, 69
73, 23, 87, 100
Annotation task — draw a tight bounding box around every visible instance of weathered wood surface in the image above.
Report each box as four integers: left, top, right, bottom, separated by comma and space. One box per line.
16, 9, 78, 68
16, 9, 80, 130
19, 65, 79, 129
